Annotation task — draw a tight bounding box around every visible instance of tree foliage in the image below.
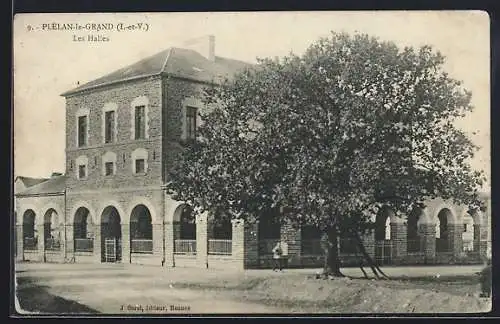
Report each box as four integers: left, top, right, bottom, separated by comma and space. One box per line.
167, 32, 486, 275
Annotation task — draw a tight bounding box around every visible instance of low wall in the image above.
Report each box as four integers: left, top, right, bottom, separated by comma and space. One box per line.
22, 250, 40, 262
74, 252, 96, 263
45, 251, 64, 263
130, 253, 163, 267
173, 254, 199, 268
207, 255, 242, 270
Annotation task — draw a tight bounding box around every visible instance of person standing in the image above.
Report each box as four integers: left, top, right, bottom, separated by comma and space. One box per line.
272, 242, 283, 271
281, 240, 289, 270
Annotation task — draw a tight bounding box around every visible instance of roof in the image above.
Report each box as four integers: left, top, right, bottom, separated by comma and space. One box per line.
61, 47, 253, 96
16, 175, 67, 196
15, 176, 50, 189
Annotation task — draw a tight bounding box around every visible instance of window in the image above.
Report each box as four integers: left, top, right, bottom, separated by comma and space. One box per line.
102, 151, 117, 176
78, 165, 87, 179
75, 155, 89, 180
131, 148, 148, 174
104, 110, 115, 143
135, 106, 146, 140
105, 162, 114, 176
78, 115, 88, 147
186, 106, 197, 140
464, 224, 468, 232
135, 159, 145, 174
130, 96, 149, 140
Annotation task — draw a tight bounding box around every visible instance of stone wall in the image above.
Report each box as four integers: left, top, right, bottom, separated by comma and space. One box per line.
65, 77, 164, 191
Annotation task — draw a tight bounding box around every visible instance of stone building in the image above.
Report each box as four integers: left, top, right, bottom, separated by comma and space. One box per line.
15, 36, 491, 269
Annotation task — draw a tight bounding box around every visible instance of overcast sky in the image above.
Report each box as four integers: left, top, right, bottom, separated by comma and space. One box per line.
13, 11, 490, 188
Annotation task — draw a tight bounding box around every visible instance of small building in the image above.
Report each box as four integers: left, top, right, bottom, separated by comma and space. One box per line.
15, 36, 491, 269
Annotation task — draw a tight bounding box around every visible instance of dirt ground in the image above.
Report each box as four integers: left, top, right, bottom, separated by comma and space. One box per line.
14, 262, 491, 315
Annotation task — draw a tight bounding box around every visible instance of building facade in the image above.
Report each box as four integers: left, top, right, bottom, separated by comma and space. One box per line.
15, 36, 491, 269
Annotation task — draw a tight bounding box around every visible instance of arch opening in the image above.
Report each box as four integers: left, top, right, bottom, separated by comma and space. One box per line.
436, 208, 451, 252
374, 207, 393, 265
22, 210, 37, 251
130, 204, 153, 254
43, 209, 61, 251
74, 207, 94, 252
258, 208, 281, 256
462, 213, 475, 252
300, 224, 322, 256
208, 212, 232, 255
407, 207, 424, 253
375, 207, 393, 241
100, 206, 122, 262
173, 204, 197, 255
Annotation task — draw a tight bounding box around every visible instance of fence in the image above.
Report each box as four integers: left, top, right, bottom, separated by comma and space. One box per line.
375, 240, 393, 265
407, 238, 423, 253
130, 239, 153, 254
23, 237, 37, 251
339, 238, 358, 255
435, 238, 451, 253
208, 239, 232, 255
301, 239, 323, 256
74, 238, 94, 252
45, 238, 61, 251
174, 239, 197, 255
258, 239, 280, 255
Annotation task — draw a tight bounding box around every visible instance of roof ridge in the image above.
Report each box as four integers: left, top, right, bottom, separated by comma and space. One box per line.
160, 47, 173, 74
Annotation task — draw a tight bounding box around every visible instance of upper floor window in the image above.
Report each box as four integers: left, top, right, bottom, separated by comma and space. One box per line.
131, 148, 148, 175
75, 155, 89, 180
76, 108, 90, 148
105, 111, 115, 143
135, 106, 146, 140
186, 106, 197, 140
78, 115, 88, 147
79, 165, 87, 179
102, 103, 118, 144
102, 151, 117, 177
131, 96, 149, 140
181, 97, 203, 141
135, 159, 145, 174
105, 162, 114, 176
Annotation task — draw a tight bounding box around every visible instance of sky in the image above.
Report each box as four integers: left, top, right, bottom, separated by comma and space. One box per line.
13, 11, 490, 188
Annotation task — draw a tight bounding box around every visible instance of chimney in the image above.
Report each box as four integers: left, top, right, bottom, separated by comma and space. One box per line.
183, 35, 215, 61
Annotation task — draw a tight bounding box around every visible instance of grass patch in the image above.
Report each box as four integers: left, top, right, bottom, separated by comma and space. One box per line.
170, 273, 490, 313
16, 285, 99, 314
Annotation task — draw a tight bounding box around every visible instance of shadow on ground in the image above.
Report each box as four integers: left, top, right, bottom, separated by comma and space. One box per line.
16, 277, 99, 314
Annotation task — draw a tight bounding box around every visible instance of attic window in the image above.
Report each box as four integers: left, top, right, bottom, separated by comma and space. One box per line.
192, 67, 203, 72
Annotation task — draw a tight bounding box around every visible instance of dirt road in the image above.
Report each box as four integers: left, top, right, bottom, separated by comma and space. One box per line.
14, 262, 489, 314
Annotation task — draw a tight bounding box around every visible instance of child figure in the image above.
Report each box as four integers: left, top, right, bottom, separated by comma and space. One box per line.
272, 242, 283, 271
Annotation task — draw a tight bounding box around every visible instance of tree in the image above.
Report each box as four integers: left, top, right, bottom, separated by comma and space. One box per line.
167, 32, 486, 278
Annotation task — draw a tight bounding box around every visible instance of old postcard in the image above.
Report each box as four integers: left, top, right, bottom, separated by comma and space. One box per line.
13, 11, 491, 316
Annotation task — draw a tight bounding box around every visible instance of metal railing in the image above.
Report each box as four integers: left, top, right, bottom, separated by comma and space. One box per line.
208, 239, 232, 255
339, 238, 358, 255
375, 240, 393, 264
435, 238, 451, 253
23, 237, 38, 251
462, 240, 475, 252
258, 239, 280, 255
130, 239, 153, 254
407, 238, 423, 253
301, 239, 323, 256
174, 239, 197, 255
74, 238, 94, 252
45, 238, 61, 251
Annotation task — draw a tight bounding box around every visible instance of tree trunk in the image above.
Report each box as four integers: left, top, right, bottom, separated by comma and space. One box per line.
322, 226, 344, 277
352, 231, 389, 280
